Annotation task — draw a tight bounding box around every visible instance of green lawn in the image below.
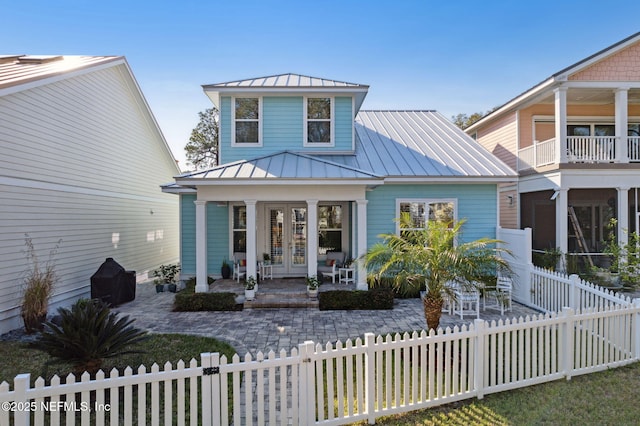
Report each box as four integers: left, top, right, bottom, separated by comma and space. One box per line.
0, 333, 236, 384
359, 361, 640, 425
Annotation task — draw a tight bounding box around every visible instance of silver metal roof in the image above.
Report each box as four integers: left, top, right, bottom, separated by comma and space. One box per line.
319, 110, 516, 179
176, 151, 381, 183
0, 55, 122, 91
203, 73, 368, 89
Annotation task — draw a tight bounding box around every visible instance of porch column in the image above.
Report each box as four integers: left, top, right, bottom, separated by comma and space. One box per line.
555, 189, 569, 272
618, 187, 630, 247
195, 200, 208, 293
615, 88, 629, 163
307, 200, 318, 278
245, 200, 257, 281
554, 87, 568, 164
356, 199, 368, 290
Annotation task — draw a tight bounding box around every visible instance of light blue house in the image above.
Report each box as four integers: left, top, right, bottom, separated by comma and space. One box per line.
163, 74, 516, 292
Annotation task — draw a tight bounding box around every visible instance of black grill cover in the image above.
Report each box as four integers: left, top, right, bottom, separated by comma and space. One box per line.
90, 258, 136, 306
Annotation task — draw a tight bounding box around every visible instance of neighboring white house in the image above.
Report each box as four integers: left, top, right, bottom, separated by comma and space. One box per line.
0, 55, 180, 334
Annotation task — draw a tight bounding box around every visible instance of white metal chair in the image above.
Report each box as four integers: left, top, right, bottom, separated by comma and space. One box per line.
318, 251, 345, 283
233, 252, 246, 282
483, 276, 513, 315
453, 284, 480, 320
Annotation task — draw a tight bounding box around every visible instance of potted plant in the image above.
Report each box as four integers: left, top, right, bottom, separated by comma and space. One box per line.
221, 259, 232, 279
244, 276, 257, 301
306, 275, 321, 298
21, 236, 60, 333
153, 263, 181, 293
263, 253, 271, 265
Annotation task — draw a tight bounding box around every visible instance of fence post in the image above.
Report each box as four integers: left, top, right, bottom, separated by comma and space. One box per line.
298, 340, 316, 425
569, 274, 581, 310
364, 332, 376, 424
201, 353, 213, 426
634, 299, 640, 360
210, 352, 221, 426
561, 307, 575, 380
473, 319, 485, 400
13, 373, 30, 426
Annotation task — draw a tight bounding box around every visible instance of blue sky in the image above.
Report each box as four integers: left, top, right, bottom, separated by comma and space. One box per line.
4, 0, 640, 167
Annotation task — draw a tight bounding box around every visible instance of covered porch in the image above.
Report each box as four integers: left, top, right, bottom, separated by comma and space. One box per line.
177, 152, 382, 293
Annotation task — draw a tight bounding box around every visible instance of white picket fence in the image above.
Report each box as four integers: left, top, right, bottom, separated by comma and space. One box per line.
529, 266, 633, 313
2, 299, 639, 425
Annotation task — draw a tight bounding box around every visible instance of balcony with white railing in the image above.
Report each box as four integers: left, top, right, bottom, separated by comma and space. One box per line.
518, 136, 640, 170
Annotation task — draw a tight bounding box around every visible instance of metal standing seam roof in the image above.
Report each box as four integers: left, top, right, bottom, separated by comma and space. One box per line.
0, 55, 123, 91
319, 110, 516, 178
175, 151, 382, 182
202, 73, 368, 89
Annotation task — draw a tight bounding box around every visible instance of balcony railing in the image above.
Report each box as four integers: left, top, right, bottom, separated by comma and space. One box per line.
518, 136, 640, 170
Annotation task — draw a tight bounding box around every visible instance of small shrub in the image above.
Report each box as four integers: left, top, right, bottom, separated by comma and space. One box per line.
319, 288, 394, 310
174, 292, 241, 311
153, 263, 180, 284
21, 236, 61, 333
37, 299, 147, 374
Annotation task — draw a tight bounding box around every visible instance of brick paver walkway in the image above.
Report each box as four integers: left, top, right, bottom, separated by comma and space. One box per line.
115, 283, 541, 357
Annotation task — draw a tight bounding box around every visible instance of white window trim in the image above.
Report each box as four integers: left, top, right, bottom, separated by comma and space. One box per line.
318, 203, 348, 257
230, 203, 247, 255
303, 96, 335, 147
395, 198, 458, 235
231, 96, 263, 146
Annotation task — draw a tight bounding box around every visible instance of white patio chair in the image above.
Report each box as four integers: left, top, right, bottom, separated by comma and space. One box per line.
483, 276, 513, 315
318, 251, 345, 283
233, 252, 246, 282
453, 285, 480, 320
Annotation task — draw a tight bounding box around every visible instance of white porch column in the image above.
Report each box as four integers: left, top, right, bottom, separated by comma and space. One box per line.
307, 200, 318, 278
615, 88, 629, 163
554, 87, 568, 164
195, 200, 208, 293
356, 199, 368, 290
555, 189, 569, 271
245, 200, 257, 281
618, 187, 630, 247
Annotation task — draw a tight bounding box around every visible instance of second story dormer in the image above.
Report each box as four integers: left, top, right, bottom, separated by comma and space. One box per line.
202, 73, 369, 163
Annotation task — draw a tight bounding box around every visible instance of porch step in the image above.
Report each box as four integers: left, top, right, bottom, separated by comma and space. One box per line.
244, 292, 319, 308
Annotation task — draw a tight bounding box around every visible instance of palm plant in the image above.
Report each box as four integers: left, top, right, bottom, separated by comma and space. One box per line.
38, 299, 147, 374
364, 214, 511, 330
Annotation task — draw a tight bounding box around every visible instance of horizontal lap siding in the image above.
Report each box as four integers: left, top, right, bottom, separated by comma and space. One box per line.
0, 65, 179, 333
476, 112, 518, 170
366, 184, 498, 245
180, 194, 197, 275
207, 203, 229, 275
180, 195, 229, 277
220, 96, 353, 164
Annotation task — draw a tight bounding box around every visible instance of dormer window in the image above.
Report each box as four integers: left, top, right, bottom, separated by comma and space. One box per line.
233, 97, 261, 145
304, 97, 334, 146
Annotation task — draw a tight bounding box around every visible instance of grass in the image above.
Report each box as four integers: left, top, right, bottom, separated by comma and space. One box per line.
0, 333, 236, 384
356, 361, 640, 425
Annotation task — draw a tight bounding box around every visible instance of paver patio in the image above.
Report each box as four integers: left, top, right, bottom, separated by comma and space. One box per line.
115, 281, 541, 357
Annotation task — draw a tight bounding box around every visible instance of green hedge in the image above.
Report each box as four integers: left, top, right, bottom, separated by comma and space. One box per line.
174, 291, 242, 311
318, 288, 394, 310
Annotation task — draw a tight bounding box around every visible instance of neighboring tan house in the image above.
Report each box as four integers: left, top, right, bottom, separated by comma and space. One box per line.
163, 73, 516, 291
466, 33, 640, 270
0, 55, 180, 334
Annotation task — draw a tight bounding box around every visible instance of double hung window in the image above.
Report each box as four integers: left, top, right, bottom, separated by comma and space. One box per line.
233, 98, 260, 144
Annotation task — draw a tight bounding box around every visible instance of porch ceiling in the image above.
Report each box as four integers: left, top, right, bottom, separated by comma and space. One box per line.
537, 87, 640, 105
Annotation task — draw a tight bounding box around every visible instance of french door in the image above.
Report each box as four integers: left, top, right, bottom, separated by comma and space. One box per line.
266, 204, 307, 276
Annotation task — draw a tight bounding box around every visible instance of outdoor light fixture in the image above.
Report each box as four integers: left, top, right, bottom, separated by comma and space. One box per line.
507, 195, 514, 205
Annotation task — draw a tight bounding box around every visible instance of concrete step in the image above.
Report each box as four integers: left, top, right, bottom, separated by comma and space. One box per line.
244, 292, 319, 308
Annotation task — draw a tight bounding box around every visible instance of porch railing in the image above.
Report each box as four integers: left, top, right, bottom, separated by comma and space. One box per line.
518, 136, 640, 170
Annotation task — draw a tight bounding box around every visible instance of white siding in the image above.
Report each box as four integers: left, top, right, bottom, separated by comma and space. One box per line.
0, 64, 179, 334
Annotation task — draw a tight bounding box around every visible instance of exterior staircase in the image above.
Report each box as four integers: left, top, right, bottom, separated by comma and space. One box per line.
243, 289, 319, 308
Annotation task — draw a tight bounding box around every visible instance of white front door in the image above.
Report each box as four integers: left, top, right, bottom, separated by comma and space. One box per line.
266, 204, 308, 276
